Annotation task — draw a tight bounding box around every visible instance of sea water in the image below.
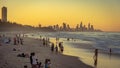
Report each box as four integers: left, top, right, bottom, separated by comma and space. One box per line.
27, 32, 120, 68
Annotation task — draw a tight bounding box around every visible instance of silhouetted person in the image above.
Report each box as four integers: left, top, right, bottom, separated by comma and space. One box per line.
110, 48, 112, 54
14, 37, 16, 45
59, 42, 64, 53
55, 45, 58, 54
20, 38, 23, 45
24, 65, 28, 68
30, 53, 33, 65
16, 36, 20, 44
109, 48, 112, 58
59, 42, 62, 52
67, 38, 70, 41
93, 49, 98, 68
51, 43, 54, 52
43, 38, 45, 46
61, 45, 64, 53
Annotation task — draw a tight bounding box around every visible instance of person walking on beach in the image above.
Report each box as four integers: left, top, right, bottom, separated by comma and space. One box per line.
51, 43, 54, 53
93, 49, 98, 68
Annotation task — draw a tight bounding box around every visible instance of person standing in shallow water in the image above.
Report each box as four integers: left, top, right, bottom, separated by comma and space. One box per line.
43, 38, 45, 46
61, 44, 64, 53
93, 49, 98, 68
110, 48, 112, 55
55, 45, 58, 54
59, 42, 64, 53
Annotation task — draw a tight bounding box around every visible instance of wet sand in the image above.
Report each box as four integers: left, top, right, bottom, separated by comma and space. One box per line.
61, 38, 120, 68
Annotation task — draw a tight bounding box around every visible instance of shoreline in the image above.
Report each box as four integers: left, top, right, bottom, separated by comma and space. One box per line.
65, 40, 120, 57
61, 38, 120, 68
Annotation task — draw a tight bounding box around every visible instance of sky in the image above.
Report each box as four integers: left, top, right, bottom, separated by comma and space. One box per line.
0, 0, 120, 32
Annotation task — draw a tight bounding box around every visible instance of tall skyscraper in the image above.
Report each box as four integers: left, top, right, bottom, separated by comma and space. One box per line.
2, 6, 7, 22
88, 23, 91, 31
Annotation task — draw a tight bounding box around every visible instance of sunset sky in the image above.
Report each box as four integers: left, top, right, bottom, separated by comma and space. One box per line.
0, 0, 120, 32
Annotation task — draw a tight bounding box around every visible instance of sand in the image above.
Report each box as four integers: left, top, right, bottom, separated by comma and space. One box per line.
0, 34, 93, 68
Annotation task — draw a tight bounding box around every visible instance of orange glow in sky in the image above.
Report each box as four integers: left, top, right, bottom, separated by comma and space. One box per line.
0, 0, 120, 32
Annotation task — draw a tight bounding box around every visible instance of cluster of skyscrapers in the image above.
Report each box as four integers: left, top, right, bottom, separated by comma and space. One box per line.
75, 22, 94, 31
45, 22, 96, 32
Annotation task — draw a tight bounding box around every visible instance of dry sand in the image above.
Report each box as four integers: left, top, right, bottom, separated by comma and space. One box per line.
0, 34, 93, 68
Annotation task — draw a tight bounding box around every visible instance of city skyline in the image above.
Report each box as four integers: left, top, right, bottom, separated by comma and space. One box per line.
0, 6, 101, 32
0, 0, 120, 32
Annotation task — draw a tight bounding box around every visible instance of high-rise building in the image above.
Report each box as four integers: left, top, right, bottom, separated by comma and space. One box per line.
80, 22, 83, 31
2, 6, 7, 22
88, 23, 91, 31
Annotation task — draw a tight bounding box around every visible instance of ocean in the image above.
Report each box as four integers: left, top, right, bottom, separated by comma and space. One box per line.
26, 32, 120, 68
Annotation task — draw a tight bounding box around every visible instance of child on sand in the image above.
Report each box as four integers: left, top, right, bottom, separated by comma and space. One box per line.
45, 59, 51, 68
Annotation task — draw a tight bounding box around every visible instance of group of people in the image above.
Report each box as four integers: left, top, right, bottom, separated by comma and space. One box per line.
42, 37, 50, 46
29, 52, 51, 68
14, 34, 23, 45
0, 34, 11, 45
0, 34, 24, 45
51, 42, 64, 53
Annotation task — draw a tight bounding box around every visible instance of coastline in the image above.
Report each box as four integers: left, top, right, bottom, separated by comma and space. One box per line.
61, 38, 120, 68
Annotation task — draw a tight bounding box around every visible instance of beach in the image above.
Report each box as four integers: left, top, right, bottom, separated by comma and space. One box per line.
0, 33, 93, 68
